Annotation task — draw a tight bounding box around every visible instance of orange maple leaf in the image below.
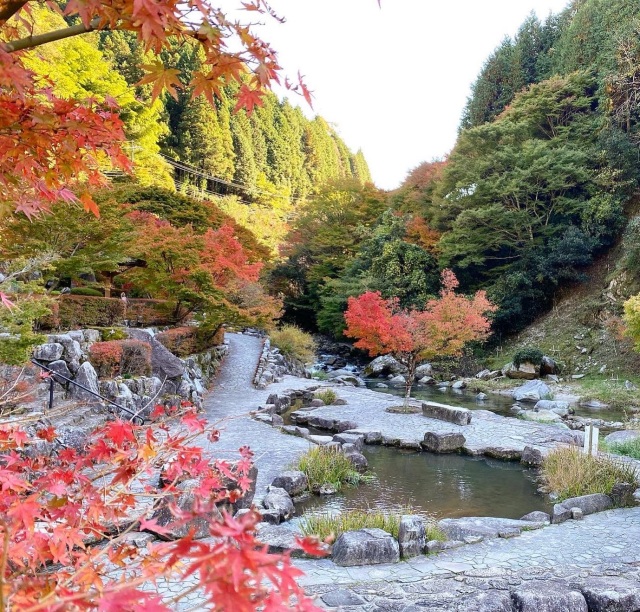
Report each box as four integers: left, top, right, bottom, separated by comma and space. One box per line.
138, 62, 182, 100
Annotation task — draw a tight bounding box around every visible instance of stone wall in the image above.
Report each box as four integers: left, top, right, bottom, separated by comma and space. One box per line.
30, 328, 228, 419
253, 337, 307, 389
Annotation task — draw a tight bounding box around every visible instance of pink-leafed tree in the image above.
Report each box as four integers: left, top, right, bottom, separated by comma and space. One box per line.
344, 270, 497, 401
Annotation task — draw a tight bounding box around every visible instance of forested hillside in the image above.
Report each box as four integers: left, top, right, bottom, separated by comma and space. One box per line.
275, 0, 640, 350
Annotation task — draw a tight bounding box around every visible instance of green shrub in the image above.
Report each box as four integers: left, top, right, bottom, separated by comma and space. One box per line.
270, 325, 316, 363
513, 347, 544, 368
605, 436, 640, 460
314, 389, 337, 405
541, 447, 638, 502
293, 446, 364, 492
98, 327, 128, 341
69, 287, 104, 297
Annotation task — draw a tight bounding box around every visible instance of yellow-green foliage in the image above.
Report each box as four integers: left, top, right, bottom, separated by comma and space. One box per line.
314, 389, 337, 405
542, 447, 638, 501
270, 325, 316, 363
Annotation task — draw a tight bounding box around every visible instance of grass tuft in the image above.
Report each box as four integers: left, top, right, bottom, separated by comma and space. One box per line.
293, 446, 366, 492
314, 389, 338, 405
541, 446, 638, 502
299, 509, 446, 542
605, 436, 640, 460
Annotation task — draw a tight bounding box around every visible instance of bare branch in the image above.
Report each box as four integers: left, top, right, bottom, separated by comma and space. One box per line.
3, 17, 102, 53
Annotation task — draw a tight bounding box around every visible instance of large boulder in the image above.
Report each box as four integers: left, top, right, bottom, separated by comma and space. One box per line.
69, 362, 100, 401
270, 471, 308, 497
504, 361, 539, 380
47, 359, 72, 387
519, 409, 562, 423
421, 431, 466, 453
534, 399, 571, 416
457, 591, 513, 612
581, 577, 640, 612
521, 445, 547, 466
262, 487, 294, 521
552, 493, 613, 524
414, 363, 434, 380
127, 329, 185, 380
333, 432, 364, 450
331, 528, 399, 566
48, 334, 83, 362
33, 343, 64, 362
512, 583, 587, 611
363, 355, 407, 378
512, 380, 551, 402
604, 430, 640, 446
437, 517, 545, 540
397, 515, 425, 559
422, 401, 472, 425
541, 355, 558, 375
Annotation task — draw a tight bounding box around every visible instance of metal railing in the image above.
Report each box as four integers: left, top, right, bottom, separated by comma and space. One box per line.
31, 359, 145, 425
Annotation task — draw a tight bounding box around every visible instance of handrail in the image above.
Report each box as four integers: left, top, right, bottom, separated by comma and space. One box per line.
31, 359, 145, 425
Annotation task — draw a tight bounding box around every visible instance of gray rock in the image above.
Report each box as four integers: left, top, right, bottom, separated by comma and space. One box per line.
307, 434, 333, 445
271, 414, 284, 427
452, 380, 467, 390
331, 528, 400, 566
376, 383, 389, 388
610, 482, 636, 507
421, 431, 466, 453
398, 515, 426, 559
512, 582, 587, 611
422, 401, 472, 425
364, 355, 408, 377
418, 376, 435, 385
263, 487, 294, 521
48, 334, 83, 361
571, 507, 584, 520
309, 398, 325, 407
534, 399, 571, 416
581, 577, 640, 612
33, 343, 64, 362
504, 361, 539, 380
437, 517, 544, 540
344, 429, 382, 444
270, 471, 308, 497
520, 511, 550, 523
346, 451, 368, 473
83, 329, 101, 345
127, 329, 184, 380
604, 430, 640, 446
512, 380, 552, 402
389, 375, 407, 386
521, 446, 546, 466
317, 483, 337, 495
47, 359, 72, 386
333, 398, 348, 405
476, 392, 488, 401
551, 503, 573, 525
458, 590, 513, 612
69, 362, 100, 401
150, 479, 221, 540
520, 409, 562, 423
333, 432, 364, 450
414, 363, 434, 379
552, 493, 613, 524
258, 509, 282, 525
541, 355, 558, 375
57, 426, 89, 451
321, 589, 366, 607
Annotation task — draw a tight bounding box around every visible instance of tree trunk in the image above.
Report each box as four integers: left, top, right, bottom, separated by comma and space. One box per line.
403, 355, 417, 407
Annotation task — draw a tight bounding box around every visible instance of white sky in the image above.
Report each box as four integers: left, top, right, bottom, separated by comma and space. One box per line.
252, 0, 572, 190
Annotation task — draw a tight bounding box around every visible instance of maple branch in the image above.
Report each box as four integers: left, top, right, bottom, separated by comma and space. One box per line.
0, 0, 27, 25
3, 17, 104, 53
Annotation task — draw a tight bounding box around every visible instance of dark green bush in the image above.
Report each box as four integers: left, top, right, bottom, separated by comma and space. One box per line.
513, 347, 544, 368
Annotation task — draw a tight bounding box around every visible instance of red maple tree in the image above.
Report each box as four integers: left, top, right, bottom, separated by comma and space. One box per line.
344, 270, 497, 400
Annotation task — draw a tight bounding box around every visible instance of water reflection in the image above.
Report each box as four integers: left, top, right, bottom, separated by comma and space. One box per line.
296, 445, 551, 521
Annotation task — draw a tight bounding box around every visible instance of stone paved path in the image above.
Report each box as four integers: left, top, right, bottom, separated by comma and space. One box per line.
196, 332, 315, 500
157, 334, 640, 610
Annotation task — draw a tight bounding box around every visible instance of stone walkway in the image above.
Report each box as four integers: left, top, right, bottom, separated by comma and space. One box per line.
158, 334, 640, 610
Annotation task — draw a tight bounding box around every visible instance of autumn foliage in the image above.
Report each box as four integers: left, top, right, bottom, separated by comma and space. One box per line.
344, 270, 496, 398
0, 407, 324, 610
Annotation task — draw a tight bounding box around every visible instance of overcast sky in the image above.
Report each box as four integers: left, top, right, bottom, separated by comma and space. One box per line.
251, 0, 572, 190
